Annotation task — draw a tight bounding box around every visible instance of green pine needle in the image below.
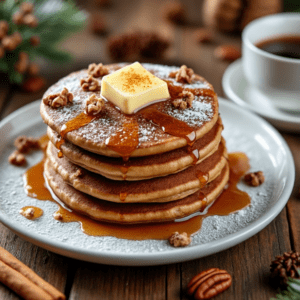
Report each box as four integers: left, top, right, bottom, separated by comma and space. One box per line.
271, 275, 300, 300
0, 0, 86, 84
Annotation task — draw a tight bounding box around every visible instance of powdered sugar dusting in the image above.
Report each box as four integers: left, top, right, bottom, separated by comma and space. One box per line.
0, 100, 292, 261
165, 96, 213, 126
42, 63, 217, 147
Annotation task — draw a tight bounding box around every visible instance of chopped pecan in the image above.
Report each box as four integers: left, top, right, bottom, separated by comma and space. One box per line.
20, 207, 35, 219
53, 212, 63, 221
80, 75, 100, 92
14, 136, 39, 153
168, 232, 191, 247
244, 171, 265, 186
172, 91, 194, 109
85, 94, 105, 115
169, 65, 194, 84
88, 63, 109, 78
187, 268, 232, 300
8, 150, 26, 166
43, 87, 73, 108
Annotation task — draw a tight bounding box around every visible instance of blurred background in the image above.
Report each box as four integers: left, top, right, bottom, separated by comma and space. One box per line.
1, 0, 299, 103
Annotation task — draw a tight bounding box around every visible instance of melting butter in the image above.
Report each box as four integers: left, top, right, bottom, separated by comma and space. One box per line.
101, 62, 170, 114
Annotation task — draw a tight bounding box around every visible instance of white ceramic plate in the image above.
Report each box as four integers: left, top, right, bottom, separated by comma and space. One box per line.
222, 59, 300, 132
0, 99, 294, 266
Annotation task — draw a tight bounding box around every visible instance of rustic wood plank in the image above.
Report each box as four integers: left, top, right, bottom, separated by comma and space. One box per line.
283, 133, 300, 250
0, 223, 69, 300
69, 262, 167, 300
181, 208, 291, 300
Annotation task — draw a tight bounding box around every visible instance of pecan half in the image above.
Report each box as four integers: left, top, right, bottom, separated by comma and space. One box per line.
43, 87, 73, 108
88, 63, 109, 78
85, 94, 105, 115
169, 65, 194, 84
8, 150, 26, 166
14, 136, 39, 153
172, 90, 194, 109
244, 171, 265, 186
80, 75, 100, 92
187, 268, 232, 300
168, 232, 191, 247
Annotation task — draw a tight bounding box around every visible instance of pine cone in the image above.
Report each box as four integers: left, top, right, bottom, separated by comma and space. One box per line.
270, 251, 300, 288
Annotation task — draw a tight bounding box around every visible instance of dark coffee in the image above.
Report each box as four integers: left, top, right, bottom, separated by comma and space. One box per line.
256, 35, 300, 59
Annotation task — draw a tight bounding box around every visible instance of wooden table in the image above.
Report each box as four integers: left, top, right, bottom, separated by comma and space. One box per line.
0, 1, 299, 299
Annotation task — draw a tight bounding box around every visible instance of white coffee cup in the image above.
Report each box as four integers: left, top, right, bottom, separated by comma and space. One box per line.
242, 13, 300, 111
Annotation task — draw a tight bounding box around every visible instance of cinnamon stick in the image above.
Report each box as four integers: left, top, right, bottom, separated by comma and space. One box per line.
0, 246, 65, 300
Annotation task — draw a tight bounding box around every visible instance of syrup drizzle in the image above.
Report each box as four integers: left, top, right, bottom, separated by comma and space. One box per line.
139, 106, 196, 146
23, 148, 251, 240
105, 117, 139, 161
55, 112, 96, 157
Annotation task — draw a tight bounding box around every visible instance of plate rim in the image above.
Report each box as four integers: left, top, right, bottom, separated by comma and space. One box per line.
222, 58, 300, 130
0, 98, 295, 266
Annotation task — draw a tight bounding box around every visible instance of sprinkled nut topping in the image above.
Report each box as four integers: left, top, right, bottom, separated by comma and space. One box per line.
20, 207, 35, 219
85, 94, 105, 115
53, 212, 63, 221
80, 75, 100, 92
43, 87, 73, 108
172, 91, 194, 109
169, 65, 195, 84
88, 63, 109, 78
168, 232, 191, 247
14, 136, 39, 153
244, 171, 265, 186
8, 150, 26, 166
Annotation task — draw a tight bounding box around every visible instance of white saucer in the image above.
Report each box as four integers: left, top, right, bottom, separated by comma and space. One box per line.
222, 59, 300, 132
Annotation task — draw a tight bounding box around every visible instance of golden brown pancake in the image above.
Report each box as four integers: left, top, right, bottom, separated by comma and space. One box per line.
46, 117, 223, 180
44, 160, 229, 224
45, 139, 227, 203
40, 63, 219, 158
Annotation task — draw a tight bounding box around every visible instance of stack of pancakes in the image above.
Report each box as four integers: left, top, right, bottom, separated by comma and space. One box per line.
40, 63, 229, 224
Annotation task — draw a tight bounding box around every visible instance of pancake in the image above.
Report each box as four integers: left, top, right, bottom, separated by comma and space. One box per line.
47, 117, 223, 181
46, 139, 227, 203
40, 63, 219, 158
44, 160, 230, 224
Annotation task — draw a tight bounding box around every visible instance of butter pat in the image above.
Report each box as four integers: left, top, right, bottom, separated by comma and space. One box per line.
100, 62, 170, 114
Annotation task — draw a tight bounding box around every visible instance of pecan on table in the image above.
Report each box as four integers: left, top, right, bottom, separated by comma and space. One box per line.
187, 268, 232, 300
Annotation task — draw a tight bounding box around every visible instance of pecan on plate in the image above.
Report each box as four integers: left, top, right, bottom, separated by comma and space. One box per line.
88, 63, 109, 78
244, 171, 265, 186
14, 136, 39, 153
8, 150, 26, 166
169, 65, 194, 84
187, 268, 232, 300
172, 91, 194, 109
43, 87, 73, 108
168, 232, 191, 247
80, 75, 100, 92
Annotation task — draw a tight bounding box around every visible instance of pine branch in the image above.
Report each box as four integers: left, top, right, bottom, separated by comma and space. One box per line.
271, 274, 300, 300
0, 0, 86, 84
